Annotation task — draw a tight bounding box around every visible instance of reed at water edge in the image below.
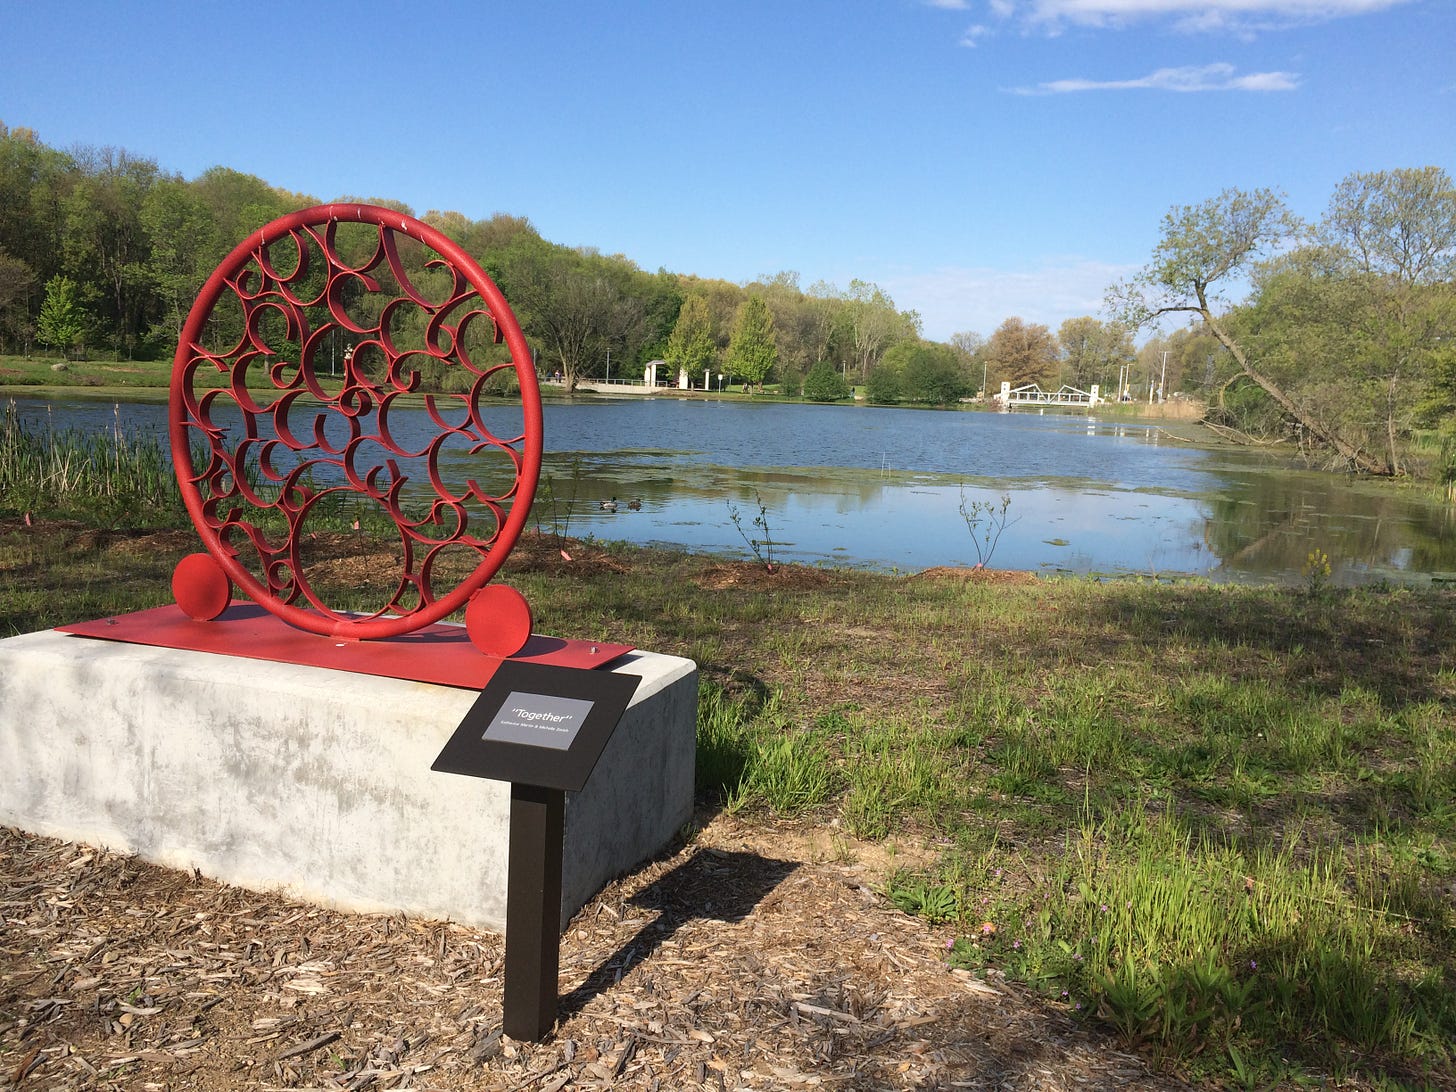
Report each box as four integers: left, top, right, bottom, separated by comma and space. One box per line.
0, 399, 178, 523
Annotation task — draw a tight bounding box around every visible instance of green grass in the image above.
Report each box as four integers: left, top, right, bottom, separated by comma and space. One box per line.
3, 420, 1455, 1087
0, 351, 177, 390
665, 572, 1454, 1084
943, 801, 1454, 1086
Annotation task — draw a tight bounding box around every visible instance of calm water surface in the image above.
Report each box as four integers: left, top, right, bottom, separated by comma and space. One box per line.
11, 394, 1456, 585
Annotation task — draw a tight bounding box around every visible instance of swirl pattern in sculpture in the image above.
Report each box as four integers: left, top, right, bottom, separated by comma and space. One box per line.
168, 204, 542, 640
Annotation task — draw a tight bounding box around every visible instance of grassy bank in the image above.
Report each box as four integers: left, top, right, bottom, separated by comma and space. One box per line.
0, 351, 176, 390
2, 428, 1454, 1089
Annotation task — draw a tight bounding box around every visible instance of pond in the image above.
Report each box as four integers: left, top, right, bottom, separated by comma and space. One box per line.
9, 393, 1456, 585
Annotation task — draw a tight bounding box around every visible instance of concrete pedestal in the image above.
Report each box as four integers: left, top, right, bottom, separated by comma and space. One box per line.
0, 628, 697, 931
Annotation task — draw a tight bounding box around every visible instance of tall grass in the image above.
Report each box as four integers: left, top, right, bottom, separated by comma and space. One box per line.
841, 713, 966, 839
0, 400, 388, 535
696, 688, 845, 816
944, 802, 1454, 1085
0, 400, 179, 524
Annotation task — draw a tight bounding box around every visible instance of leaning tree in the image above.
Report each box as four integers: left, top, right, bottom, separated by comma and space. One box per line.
1108, 187, 1391, 475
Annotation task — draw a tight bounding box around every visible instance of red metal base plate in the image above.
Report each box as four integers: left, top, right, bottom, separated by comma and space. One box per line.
57, 604, 634, 691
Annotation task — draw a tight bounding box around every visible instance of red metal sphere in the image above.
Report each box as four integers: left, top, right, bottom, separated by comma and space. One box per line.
171, 552, 232, 621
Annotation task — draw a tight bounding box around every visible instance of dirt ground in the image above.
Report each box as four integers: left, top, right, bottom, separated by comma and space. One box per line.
0, 814, 1191, 1092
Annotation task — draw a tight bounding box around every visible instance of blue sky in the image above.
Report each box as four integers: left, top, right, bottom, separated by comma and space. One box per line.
3, 0, 1452, 341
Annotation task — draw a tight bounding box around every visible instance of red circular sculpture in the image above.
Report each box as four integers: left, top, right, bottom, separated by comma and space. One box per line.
169, 204, 542, 640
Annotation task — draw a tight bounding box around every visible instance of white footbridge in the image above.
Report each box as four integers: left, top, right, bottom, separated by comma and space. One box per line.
994, 381, 1104, 409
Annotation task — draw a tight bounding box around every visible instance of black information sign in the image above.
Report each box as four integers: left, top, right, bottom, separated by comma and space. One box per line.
432, 660, 639, 792
431, 659, 641, 1041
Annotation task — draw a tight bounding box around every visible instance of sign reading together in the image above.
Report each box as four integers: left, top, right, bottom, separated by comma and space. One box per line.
484, 693, 595, 751
432, 661, 640, 792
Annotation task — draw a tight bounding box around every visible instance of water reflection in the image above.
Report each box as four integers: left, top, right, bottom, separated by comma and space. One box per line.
1201, 471, 1456, 584
7, 393, 1454, 584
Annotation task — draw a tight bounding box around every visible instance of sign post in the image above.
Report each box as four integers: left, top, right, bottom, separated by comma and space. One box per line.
504, 782, 565, 1039
432, 660, 640, 1040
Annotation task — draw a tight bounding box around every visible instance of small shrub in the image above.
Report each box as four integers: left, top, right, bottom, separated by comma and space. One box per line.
727, 490, 778, 572
957, 488, 1018, 568
801, 360, 851, 403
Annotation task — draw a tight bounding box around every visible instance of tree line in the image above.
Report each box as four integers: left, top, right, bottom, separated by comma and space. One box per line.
0, 122, 1145, 406
1, 124, 1451, 482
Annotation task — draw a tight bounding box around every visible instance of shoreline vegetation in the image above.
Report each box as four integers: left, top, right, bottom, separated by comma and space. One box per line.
1, 131, 1450, 487
2, 416, 1454, 1089
0, 350, 1206, 410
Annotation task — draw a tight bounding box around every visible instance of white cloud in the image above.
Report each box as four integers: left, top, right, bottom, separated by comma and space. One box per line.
1013, 61, 1300, 93
880, 258, 1137, 342
968, 0, 1413, 36
923, 0, 973, 8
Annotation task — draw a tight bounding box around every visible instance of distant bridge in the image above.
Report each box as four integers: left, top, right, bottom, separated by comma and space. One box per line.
995, 381, 1104, 409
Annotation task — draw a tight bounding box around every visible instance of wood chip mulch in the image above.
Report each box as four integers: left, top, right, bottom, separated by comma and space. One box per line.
1, 818, 1189, 1091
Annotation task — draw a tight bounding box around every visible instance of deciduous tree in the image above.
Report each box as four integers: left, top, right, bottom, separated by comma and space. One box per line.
986, 317, 1059, 389
1422, 338, 1456, 492
902, 342, 969, 405
805, 281, 852, 375
1319, 167, 1456, 473
37, 274, 86, 358
726, 294, 778, 392
802, 359, 850, 402
493, 242, 646, 392
878, 340, 966, 405
865, 359, 902, 404
0, 248, 34, 352
949, 330, 987, 393
140, 178, 217, 340
1117, 175, 1456, 475
61, 147, 161, 355
845, 280, 915, 381
1107, 187, 1397, 475
666, 292, 717, 384
0, 125, 75, 294
1058, 316, 1133, 394
1140, 324, 1229, 400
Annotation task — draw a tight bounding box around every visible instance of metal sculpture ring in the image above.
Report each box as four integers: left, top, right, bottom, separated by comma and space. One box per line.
168, 204, 542, 639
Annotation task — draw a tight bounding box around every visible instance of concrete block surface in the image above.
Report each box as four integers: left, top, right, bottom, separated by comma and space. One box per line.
0, 629, 696, 931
